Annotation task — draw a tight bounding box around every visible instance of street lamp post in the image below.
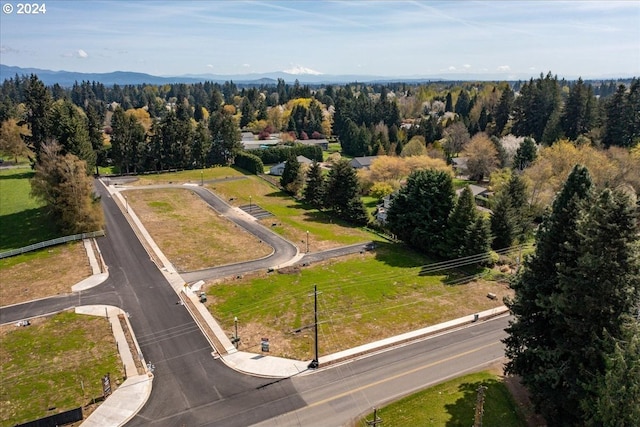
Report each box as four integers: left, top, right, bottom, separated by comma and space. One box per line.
234, 316, 239, 348
306, 230, 309, 253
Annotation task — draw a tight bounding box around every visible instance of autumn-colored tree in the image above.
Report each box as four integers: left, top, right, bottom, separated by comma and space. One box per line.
443, 121, 470, 159
0, 118, 30, 163
461, 133, 499, 182
30, 141, 103, 234
400, 135, 427, 157
523, 139, 615, 209
359, 155, 451, 193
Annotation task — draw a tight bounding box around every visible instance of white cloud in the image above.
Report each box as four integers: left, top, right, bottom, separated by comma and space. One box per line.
77, 49, 88, 58
448, 66, 456, 71
242, 63, 250, 68
284, 65, 323, 75
206, 64, 214, 69
497, 65, 511, 72
0, 45, 19, 54
463, 64, 471, 69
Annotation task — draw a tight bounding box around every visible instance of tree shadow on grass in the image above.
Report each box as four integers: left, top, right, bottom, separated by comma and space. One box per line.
372, 241, 432, 268
444, 378, 525, 427
0, 170, 34, 180
0, 207, 61, 251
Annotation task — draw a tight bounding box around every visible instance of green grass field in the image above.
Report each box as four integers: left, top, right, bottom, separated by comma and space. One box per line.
357, 371, 526, 427
131, 166, 247, 185
0, 167, 61, 251
208, 172, 379, 249
207, 243, 508, 359
0, 311, 125, 427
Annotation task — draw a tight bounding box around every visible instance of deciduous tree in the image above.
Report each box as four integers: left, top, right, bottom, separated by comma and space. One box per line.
30, 141, 103, 234
461, 133, 499, 181
0, 118, 29, 163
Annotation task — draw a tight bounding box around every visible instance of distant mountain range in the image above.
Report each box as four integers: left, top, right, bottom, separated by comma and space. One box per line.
1, 64, 635, 87
0, 64, 482, 87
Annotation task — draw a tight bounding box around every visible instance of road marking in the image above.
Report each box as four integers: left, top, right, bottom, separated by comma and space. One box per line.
306, 341, 501, 409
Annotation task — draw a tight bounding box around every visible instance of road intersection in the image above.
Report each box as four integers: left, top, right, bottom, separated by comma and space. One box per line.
0, 178, 509, 426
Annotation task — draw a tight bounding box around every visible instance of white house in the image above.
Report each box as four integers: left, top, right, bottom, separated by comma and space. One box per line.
375, 193, 396, 224
269, 155, 313, 176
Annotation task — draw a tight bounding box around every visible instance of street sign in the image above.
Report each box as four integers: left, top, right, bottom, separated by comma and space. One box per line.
102, 373, 112, 398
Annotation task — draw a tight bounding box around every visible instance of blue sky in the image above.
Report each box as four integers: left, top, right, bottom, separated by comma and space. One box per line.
1, 0, 638, 79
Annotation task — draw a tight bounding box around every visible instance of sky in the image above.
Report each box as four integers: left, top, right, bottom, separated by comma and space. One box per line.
1, 0, 639, 80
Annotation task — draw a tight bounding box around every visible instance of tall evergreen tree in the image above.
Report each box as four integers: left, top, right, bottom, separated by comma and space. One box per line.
550, 188, 640, 424
512, 137, 537, 170
110, 108, 145, 173
444, 186, 478, 258
23, 74, 52, 162
490, 192, 514, 250
208, 110, 241, 165
86, 104, 105, 174
454, 90, 471, 118
504, 165, 594, 424
490, 172, 530, 248
280, 152, 302, 195
323, 159, 368, 225
191, 121, 210, 169
303, 161, 325, 208
561, 78, 595, 140
466, 216, 492, 257
48, 99, 96, 173
494, 85, 514, 136
585, 321, 640, 427
512, 72, 562, 143
445, 92, 453, 112
386, 169, 455, 257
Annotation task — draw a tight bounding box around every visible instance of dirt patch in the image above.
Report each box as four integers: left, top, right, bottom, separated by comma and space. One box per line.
125, 188, 272, 272
118, 314, 145, 375
485, 360, 548, 427
0, 242, 90, 307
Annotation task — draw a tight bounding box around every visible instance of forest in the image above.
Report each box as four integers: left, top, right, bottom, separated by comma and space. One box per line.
1, 72, 639, 426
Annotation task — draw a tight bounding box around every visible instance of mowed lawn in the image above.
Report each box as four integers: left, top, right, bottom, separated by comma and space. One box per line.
206, 243, 510, 360
0, 167, 60, 251
207, 173, 378, 251
0, 167, 91, 306
0, 311, 125, 427
125, 187, 273, 271
357, 371, 526, 427
130, 166, 246, 186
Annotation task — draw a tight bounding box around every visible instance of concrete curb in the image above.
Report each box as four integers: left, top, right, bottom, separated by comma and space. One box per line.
76, 305, 152, 427
101, 179, 511, 381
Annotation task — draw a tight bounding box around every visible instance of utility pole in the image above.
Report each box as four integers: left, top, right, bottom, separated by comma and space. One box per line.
366, 407, 383, 426
308, 285, 320, 369
474, 385, 487, 427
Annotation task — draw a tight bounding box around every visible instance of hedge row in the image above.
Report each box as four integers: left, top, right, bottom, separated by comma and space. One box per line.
234, 151, 264, 174
246, 144, 323, 164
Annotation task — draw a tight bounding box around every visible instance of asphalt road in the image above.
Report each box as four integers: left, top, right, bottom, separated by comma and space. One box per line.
0, 179, 510, 427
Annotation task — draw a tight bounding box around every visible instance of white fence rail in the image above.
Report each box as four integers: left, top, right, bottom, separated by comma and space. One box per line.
0, 230, 105, 259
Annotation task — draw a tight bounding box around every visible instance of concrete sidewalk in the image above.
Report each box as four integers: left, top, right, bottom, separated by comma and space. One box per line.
105, 181, 511, 380
78, 180, 511, 426
75, 305, 152, 427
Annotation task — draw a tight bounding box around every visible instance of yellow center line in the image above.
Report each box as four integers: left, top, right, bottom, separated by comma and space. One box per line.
306, 341, 501, 409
